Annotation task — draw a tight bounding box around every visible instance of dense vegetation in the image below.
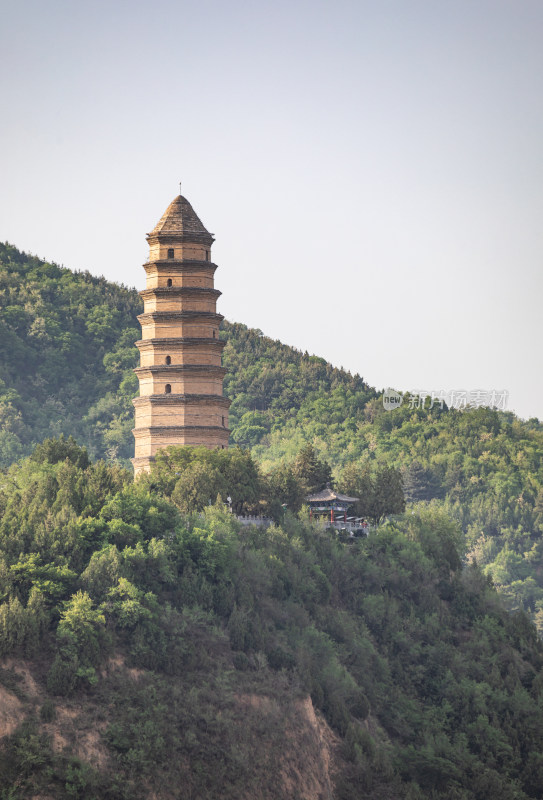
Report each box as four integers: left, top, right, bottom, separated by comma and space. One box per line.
1, 440, 543, 798
0, 243, 141, 465
0, 243, 375, 468
1, 242, 542, 631
222, 320, 377, 447
1, 243, 543, 795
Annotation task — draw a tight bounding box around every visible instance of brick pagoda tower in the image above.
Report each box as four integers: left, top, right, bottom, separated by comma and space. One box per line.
132, 194, 230, 476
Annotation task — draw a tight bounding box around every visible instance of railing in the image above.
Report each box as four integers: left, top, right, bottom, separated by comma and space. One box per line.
236, 515, 273, 527
236, 515, 371, 535
328, 520, 371, 535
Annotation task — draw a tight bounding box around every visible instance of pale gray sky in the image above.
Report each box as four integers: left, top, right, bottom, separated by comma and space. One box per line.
1, 0, 542, 420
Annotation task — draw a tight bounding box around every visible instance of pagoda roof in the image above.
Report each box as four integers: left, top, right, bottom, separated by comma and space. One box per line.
148, 195, 212, 239
306, 488, 359, 504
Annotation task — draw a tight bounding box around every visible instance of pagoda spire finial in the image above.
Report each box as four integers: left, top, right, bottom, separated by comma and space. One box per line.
179, 181, 182, 196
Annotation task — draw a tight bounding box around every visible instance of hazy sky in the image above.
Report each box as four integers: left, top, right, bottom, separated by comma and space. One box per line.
2, 0, 542, 420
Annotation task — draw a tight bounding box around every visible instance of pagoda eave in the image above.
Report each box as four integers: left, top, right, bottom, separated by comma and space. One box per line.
146, 231, 214, 245
137, 311, 224, 324
135, 337, 225, 351
143, 260, 218, 273
133, 425, 230, 437
132, 394, 231, 408
139, 287, 222, 300
134, 364, 227, 377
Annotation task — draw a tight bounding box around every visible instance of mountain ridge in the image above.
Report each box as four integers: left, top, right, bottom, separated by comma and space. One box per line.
1, 242, 543, 797
1, 241, 542, 629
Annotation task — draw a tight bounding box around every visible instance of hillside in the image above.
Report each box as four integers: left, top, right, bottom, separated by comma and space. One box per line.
0, 242, 376, 466
0, 243, 141, 465
1, 443, 543, 798
1, 243, 542, 630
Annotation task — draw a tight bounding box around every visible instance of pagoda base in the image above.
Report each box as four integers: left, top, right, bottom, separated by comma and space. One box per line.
132, 425, 230, 477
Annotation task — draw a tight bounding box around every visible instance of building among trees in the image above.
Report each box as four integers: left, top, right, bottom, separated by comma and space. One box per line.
132, 194, 230, 475
306, 486, 360, 524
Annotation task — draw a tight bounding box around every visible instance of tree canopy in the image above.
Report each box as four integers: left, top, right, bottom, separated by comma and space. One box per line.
1, 242, 542, 629
0, 443, 543, 798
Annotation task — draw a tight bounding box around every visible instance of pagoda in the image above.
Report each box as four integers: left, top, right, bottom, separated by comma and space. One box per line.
132, 194, 230, 476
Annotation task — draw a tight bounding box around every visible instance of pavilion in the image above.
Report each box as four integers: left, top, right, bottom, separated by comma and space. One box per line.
306, 487, 359, 524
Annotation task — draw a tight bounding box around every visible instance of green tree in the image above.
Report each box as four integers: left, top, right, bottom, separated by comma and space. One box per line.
293, 444, 332, 494
151, 445, 261, 515
265, 463, 305, 515
171, 461, 225, 512
338, 463, 404, 523
221, 447, 261, 514
338, 462, 374, 518
369, 465, 405, 523
106, 577, 152, 628
31, 435, 90, 469
57, 590, 106, 667
80, 545, 122, 600
534, 487, 543, 532
402, 460, 442, 502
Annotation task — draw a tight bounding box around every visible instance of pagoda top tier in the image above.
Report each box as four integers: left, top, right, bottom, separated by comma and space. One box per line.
147, 195, 213, 242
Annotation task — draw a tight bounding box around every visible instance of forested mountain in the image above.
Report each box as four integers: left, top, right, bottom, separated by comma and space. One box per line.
1, 243, 542, 630
1, 441, 543, 799
0, 243, 140, 465
1, 243, 543, 796
0, 243, 376, 465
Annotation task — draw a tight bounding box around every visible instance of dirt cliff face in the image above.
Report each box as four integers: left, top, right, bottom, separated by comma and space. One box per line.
0, 659, 110, 771
0, 657, 344, 800
236, 693, 339, 800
